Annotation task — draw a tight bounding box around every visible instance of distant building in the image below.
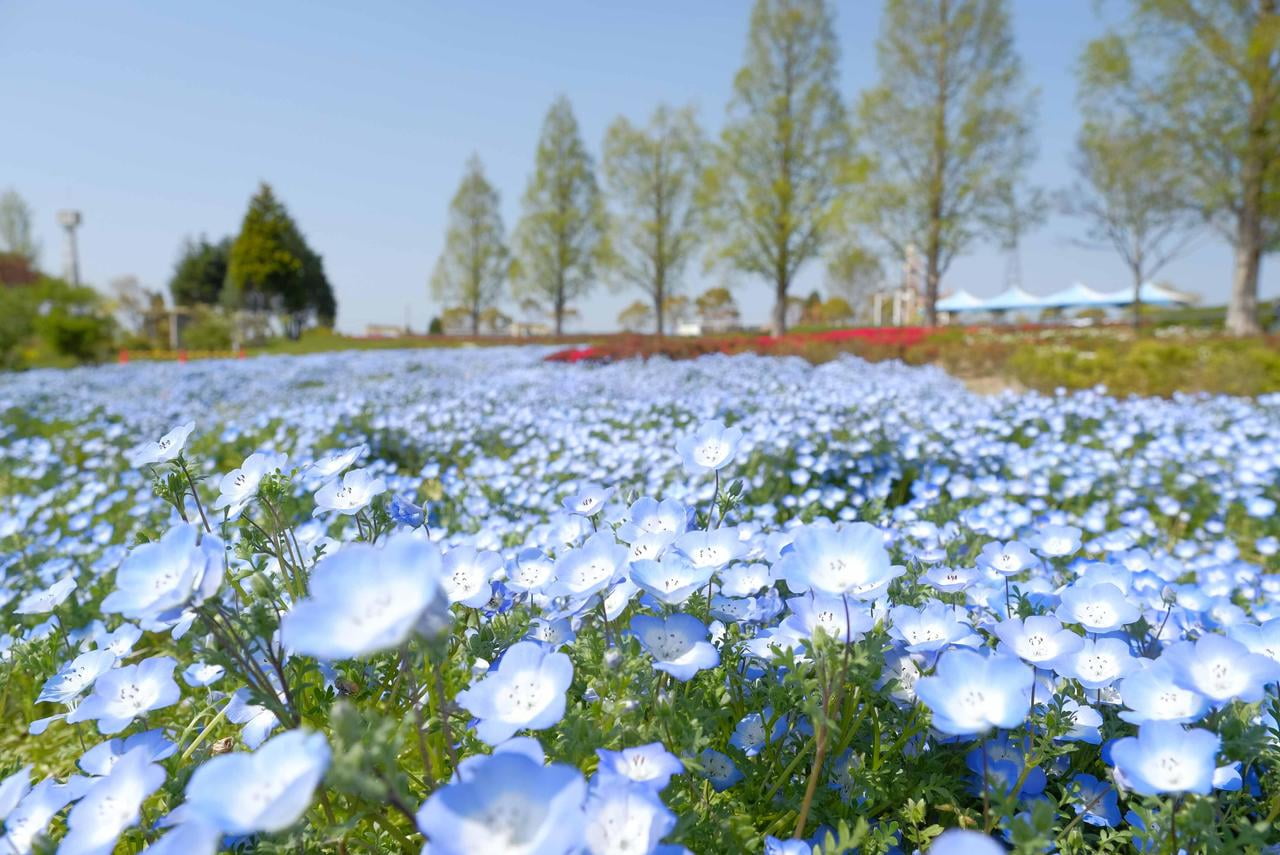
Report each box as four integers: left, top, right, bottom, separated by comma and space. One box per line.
511, 321, 552, 337
365, 324, 408, 338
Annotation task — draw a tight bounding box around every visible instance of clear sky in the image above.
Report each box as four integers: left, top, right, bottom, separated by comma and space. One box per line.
1, 1, 1273, 333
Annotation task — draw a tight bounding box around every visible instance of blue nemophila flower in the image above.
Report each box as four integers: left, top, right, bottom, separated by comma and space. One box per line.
582, 778, 677, 855
101, 524, 223, 622
14, 575, 76, 615
594, 743, 684, 793
698, 749, 743, 790
1110, 721, 1220, 795
966, 738, 1046, 799
765, 836, 812, 855
915, 650, 1033, 736
66, 655, 180, 734
563, 483, 615, 517
127, 420, 195, 467
777, 523, 899, 600
312, 467, 386, 516
1162, 634, 1280, 705
888, 602, 979, 653
976, 540, 1039, 576
225, 688, 279, 749
549, 533, 630, 601
1118, 659, 1211, 725
78, 729, 176, 776
928, 828, 1005, 854
307, 442, 366, 481
729, 710, 784, 757
1053, 636, 1138, 691
212, 450, 287, 518
184, 729, 331, 835
1068, 773, 1120, 827
923, 564, 978, 594
59, 747, 165, 855
416, 750, 586, 855
182, 661, 225, 687
507, 548, 556, 595
0, 766, 31, 833
630, 553, 714, 606
456, 641, 574, 744
718, 562, 773, 597
676, 419, 743, 473
780, 594, 874, 644
1055, 581, 1141, 633
618, 497, 689, 543
1228, 617, 1280, 663
440, 545, 501, 609
387, 493, 426, 527
2, 778, 77, 854
673, 528, 746, 570
1032, 524, 1082, 558
993, 615, 1083, 666
630, 613, 719, 682
36, 648, 116, 705
281, 533, 442, 659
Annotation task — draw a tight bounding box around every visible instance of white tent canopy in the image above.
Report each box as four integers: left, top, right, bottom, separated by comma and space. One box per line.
938, 282, 1196, 313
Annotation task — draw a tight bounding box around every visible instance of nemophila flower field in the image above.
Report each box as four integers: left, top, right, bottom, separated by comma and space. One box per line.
0, 347, 1277, 854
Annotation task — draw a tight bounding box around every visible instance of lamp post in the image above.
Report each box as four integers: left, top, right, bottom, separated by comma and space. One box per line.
57, 210, 82, 285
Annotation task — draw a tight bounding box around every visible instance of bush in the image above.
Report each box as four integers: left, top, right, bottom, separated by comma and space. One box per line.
31, 278, 116, 364
181, 308, 234, 351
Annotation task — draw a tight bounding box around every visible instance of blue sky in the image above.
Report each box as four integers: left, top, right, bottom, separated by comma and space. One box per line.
1, 1, 1272, 332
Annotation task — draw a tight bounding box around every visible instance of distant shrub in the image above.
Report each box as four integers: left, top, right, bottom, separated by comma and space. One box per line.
182, 307, 234, 351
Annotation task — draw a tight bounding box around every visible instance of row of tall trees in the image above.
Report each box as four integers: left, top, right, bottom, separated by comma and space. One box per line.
433, 0, 1278, 336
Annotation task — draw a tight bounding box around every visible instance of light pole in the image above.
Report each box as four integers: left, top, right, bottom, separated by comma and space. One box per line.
57, 210, 82, 285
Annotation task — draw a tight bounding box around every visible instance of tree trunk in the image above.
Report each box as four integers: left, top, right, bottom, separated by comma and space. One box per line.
654, 294, 665, 338
1131, 270, 1142, 331
924, 241, 941, 328
771, 278, 788, 336
1228, 210, 1264, 336
554, 301, 564, 337
470, 310, 480, 336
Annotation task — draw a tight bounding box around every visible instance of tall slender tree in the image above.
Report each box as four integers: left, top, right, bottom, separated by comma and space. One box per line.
431, 156, 509, 335
0, 189, 39, 263
512, 97, 607, 335
1081, 2, 1280, 335
602, 105, 705, 336
855, 0, 1038, 326
1063, 117, 1201, 327
702, 0, 851, 335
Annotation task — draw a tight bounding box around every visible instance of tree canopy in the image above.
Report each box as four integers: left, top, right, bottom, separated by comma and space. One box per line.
512, 97, 608, 335
702, 0, 852, 334
431, 156, 509, 335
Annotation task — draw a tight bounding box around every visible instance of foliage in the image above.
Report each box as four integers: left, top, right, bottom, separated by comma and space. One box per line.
181, 306, 235, 351
31, 277, 117, 364
701, 0, 852, 334
225, 183, 337, 335
512, 97, 608, 336
603, 104, 705, 335
695, 286, 741, 331
617, 299, 654, 333
854, 0, 1039, 325
169, 235, 231, 307
1062, 112, 1201, 326
430, 156, 509, 335
1081, 0, 1280, 335
0, 187, 40, 263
